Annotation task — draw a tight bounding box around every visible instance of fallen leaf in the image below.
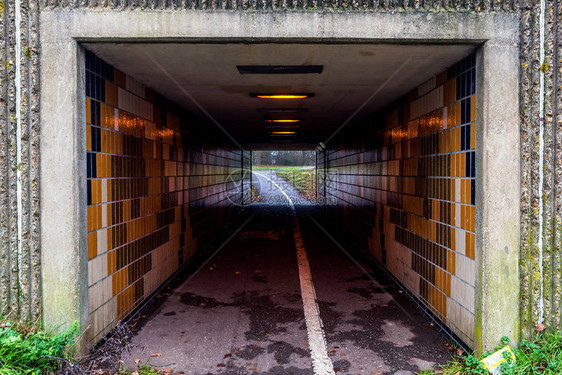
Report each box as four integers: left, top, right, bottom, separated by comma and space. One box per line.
536, 323, 546, 334
328, 350, 337, 353
456, 348, 465, 356
224, 354, 232, 359
134, 359, 141, 364
151, 352, 162, 357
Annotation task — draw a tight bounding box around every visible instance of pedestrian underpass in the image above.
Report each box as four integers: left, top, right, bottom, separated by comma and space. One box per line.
77, 43, 485, 373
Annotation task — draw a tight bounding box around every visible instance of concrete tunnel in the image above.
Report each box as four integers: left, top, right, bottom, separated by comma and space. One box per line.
63, 40, 493, 372
22, 6, 525, 370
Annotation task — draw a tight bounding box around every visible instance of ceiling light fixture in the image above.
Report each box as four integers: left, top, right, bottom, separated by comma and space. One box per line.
265, 125, 300, 129
251, 93, 314, 99
257, 108, 308, 113
237, 65, 323, 75
265, 119, 301, 123
270, 131, 296, 135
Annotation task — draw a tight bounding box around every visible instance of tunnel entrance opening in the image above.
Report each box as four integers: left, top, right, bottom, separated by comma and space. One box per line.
79, 40, 486, 372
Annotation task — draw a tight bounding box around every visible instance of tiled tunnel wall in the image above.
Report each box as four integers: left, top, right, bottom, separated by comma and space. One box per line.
85, 51, 248, 342
318, 54, 477, 348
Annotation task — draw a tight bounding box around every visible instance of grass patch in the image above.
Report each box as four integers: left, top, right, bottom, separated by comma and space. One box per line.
251, 185, 263, 202
120, 364, 170, 374
422, 329, 562, 375
275, 169, 316, 201
0, 317, 79, 374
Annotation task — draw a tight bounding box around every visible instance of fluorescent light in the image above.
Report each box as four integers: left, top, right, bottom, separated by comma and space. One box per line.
257, 108, 308, 113
265, 119, 301, 123
237, 65, 323, 74
251, 93, 314, 99
271, 131, 296, 135
265, 125, 300, 129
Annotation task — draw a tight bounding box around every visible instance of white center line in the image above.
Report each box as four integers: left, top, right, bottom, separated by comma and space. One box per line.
253, 172, 335, 375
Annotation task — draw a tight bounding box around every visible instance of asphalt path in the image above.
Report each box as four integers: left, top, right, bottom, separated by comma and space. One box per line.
121, 174, 450, 374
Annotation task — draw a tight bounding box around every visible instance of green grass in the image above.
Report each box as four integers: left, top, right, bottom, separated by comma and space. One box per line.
0, 317, 79, 375
252, 165, 314, 171
275, 169, 316, 200
120, 364, 165, 374
421, 330, 562, 375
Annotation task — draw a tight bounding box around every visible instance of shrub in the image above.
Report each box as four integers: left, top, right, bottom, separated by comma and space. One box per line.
422, 329, 562, 375
0, 317, 79, 374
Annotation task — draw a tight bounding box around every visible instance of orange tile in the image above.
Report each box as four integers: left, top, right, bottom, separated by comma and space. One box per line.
456, 101, 461, 126
448, 251, 456, 275
92, 179, 99, 205
86, 125, 92, 151
96, 154, 102, 179
460, 153, 466, 178
105, 154, 111, 179
97, 178, 102, 204
86, 98, 91, 124
88, 232, 97, 260
87, 206, 93, 232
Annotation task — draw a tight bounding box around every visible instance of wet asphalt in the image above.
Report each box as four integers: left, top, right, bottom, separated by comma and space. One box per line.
121, 171, 450, 374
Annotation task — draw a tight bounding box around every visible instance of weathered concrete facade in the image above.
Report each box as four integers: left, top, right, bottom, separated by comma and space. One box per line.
519, 0, 562, 339
0, 0, 41, 322
0, 0, 560, 353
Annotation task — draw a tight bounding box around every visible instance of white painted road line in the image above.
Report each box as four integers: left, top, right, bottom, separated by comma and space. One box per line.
252, 172, 335, 375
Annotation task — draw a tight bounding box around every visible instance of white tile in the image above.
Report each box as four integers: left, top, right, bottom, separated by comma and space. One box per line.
456, 228, 466, 255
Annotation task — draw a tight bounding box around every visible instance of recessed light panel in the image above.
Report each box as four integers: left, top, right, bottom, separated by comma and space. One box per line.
257, 108, 308, 113
251, 93, 314, 99
265, 119, 301, 123
238, 65, 323, 74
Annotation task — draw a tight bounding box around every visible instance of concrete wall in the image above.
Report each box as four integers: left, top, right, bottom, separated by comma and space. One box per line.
0, 0, 558, 353
519, 0, 562, 338
0, 0, 41, 321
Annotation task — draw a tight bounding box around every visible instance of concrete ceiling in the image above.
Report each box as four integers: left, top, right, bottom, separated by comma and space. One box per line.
84, 43, 476, 150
